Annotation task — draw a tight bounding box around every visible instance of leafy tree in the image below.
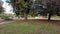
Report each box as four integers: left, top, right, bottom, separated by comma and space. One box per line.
31, 0, 60, 20
31, 0, 44, 16
21, 0, 32, 20
6, 0, 32, 20
0, 4, 4, 14
44, 0, 60, 20
6, 0, 20, 16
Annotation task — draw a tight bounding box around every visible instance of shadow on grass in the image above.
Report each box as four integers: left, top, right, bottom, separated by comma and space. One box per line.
17, 19, 60, 26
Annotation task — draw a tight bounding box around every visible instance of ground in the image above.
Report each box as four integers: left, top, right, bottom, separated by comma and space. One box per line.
0, 19, 60, 34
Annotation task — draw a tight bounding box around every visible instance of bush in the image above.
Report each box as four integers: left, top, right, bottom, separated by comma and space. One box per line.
4, 16, 13, 21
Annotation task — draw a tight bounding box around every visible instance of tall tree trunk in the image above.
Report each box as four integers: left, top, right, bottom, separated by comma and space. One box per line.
48, 13, 52, 20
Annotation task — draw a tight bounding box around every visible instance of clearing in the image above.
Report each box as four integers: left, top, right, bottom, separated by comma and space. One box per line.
0, 20, 60, 34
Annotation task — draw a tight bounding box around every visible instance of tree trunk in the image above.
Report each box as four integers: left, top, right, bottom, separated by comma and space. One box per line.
18, 16, 20, 19
24, 13, 28, 20
48, 13, 52, 20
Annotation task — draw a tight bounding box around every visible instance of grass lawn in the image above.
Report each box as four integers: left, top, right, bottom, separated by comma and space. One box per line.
0, 20, 5, 22
0, 20, 60, 34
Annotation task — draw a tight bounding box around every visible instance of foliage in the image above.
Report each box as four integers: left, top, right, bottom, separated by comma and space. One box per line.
0, 14, 13, 20
6, 0, 32, 17
4, 16, 13, 20
44, 0, 60, 20
6, 0, 60, 20
0, 4, 4, 14
31, 0, 45, 16
31, 0, 60, 20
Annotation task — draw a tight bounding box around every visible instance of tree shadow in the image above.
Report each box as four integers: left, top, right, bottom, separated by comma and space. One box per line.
34, 19, 60, 26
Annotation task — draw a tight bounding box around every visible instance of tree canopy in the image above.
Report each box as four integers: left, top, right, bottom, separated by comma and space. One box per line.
0, 4, 4, 14
31, 0, 60, 20
6, 0, 32, 20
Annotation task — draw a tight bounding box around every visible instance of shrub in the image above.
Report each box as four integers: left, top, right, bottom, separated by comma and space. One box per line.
4, 16, 13, 21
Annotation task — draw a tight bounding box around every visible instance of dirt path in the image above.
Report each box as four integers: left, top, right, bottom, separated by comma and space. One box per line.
0, 21, 15, 25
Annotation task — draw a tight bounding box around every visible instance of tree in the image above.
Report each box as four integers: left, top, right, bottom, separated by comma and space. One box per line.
30, 0, 46, 17
19, 0, 32, 20
44, 0, 60, 20
31, 0, 60, 20
0, 4, 4, 14
6, 0, 32, 20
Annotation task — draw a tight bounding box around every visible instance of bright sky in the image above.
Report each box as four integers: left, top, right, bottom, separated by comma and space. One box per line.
2, 0, 14, 14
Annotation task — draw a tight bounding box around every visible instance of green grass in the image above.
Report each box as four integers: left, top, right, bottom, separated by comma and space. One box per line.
0, 22, 60, 34
0, 20, 5, 22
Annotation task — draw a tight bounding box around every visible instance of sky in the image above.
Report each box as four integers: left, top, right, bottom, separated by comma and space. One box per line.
2, 0, 14, 14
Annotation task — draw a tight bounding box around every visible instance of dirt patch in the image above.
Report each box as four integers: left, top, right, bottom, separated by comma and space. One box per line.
15, 19, 60, 26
